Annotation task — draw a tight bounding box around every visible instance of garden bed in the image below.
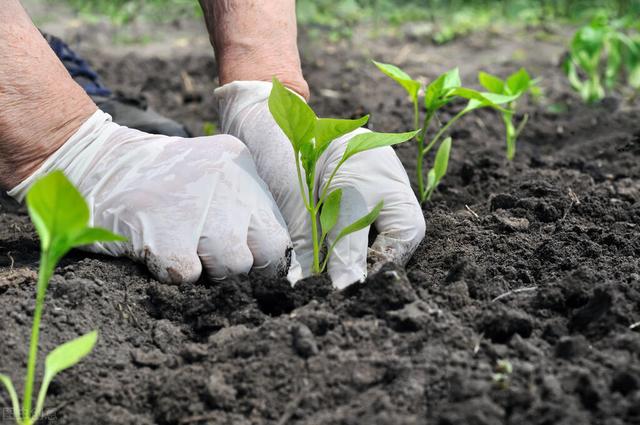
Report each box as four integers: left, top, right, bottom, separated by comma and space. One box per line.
1, 25, 639, 424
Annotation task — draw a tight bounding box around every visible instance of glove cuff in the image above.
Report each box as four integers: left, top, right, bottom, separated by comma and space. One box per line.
214, 80, 306, 133
7, 109, 118, 202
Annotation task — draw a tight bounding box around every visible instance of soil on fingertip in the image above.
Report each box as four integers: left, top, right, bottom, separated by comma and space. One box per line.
1, 17, 639, 425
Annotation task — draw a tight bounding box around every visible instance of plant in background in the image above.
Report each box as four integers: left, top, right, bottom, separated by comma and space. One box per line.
564, 14, 640, 103
374, 61, 521, 203
0, 171, 125, 425
492, 359, 513, 390
268, 78, 418, 276
478, 68, 538, 160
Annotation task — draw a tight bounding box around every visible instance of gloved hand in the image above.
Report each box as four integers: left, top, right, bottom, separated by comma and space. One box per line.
215, 81, 425, 289
8, 110, 293, 284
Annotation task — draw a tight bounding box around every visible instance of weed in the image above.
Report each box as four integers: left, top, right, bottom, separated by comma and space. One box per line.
268, 78, 417, 275
0, 171, 124, 425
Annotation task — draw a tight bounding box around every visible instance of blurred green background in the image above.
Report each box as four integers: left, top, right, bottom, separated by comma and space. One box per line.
50, 0, 640, 26
44, 0, 639, 46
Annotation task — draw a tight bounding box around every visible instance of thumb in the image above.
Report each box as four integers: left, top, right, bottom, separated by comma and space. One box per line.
325, 186, 370, 290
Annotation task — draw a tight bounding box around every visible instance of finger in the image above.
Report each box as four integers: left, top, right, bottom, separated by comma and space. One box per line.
369, 155, 425, 274
90, 187, 205, 285
246, 194, 294, 280
325, 186, 370, 290
143, 245, 204, 285
198, 203, 254, 280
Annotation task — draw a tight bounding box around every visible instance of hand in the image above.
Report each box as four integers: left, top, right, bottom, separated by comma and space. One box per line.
8, 110, 293, 284
215, 81, 425, 289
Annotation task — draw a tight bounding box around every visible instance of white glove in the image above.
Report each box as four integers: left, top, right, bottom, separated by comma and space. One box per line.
215, 81, 425, 289
8, 110, 293, 284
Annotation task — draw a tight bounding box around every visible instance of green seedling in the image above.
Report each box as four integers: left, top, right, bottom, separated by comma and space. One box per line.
0, 171, 125, 425
492, 359, 513, 390
268, 78, 418, 276
202, 121, 218, 136
478, 68, 538, 160
564, 15, 640, 103
374, 61, 520, 203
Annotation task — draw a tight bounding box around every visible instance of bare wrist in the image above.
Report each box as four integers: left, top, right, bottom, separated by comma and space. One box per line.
200, 0, 310, 100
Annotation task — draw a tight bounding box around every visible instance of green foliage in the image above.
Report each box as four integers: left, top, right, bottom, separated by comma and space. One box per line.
478, 68, 537, 160
492, 359, 513, 389
375, 61, 522, 203
0, 171, 124, 425
268, 78, 417, 275
53, 0, 640, 35
373, 61, 421, 103
564, 14, 640, 103
202, 122, 218, 136
425, 137, 452, 200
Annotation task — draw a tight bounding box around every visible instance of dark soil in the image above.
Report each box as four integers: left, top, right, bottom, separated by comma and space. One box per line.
1, 24, 640, 425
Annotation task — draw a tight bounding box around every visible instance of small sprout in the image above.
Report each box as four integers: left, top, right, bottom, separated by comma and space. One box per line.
202, 121, 218, 136
492, 359, 513, 390
0, 171, 125, 425
374, 61, 520, 203
478, 68, 538, 160
268, 78, 417, 276
564, 15, 640, 103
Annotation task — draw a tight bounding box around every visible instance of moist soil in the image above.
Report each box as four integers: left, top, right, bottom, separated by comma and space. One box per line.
1, 23, 640, 425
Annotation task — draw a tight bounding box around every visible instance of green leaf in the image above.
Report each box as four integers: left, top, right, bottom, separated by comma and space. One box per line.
320, 189, 342, 238
457, 90, 521, 113
433, 137, 452, 182
478, 71, 505, 94
45, 331, 98, 381
442, 68, 462, 91
0, 373, 22, 423
334, 201, 384, 243
373, 61, 421, 103
425, 68, 461, 110
506, 68, 532, 95
268, 77, 317, 152
425, 169, 437, 194
26, 171, 126, 267
342, 130, 420, 163
425, 138, 452, 199
563, 58, 586, 92
315, 116, 369, 157
605, 38, 623, 89
34, 331, 98, 421
26, 171, 89, 253
72, 227, 126, 247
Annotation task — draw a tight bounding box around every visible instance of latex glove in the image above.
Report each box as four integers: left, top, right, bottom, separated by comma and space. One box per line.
8, 110, 292, 284
215, 81, 425, 289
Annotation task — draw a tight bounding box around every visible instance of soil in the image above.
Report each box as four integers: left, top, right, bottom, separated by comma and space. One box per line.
1, 13, 640, 425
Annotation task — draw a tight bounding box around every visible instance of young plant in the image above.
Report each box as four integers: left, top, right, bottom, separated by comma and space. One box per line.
268, 78, 418, 276
564, 15, 640, 103
0, 171, 125, 425
478, 68, 538, 160
373, 61, 520, 203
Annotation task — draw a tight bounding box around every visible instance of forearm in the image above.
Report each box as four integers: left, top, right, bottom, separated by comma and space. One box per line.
0, 0, 96, 190
199, 0, 309, 99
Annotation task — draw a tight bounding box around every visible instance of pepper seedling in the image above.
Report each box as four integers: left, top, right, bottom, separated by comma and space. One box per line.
478, 68, 538, 160
268, 78, 418, 276
373, 61, 520, 203
0, 171, 125, 425
564, 15, 640, 103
